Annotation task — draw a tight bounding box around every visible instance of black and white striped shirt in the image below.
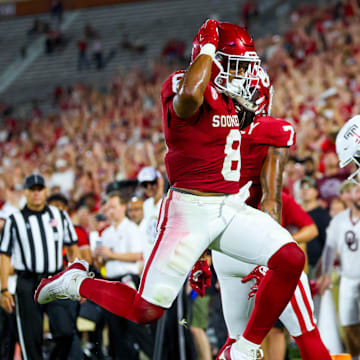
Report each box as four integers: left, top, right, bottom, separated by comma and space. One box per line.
0, 205, 77, 274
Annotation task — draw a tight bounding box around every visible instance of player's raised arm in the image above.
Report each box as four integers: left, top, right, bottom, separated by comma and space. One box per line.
173, 19, 219, 119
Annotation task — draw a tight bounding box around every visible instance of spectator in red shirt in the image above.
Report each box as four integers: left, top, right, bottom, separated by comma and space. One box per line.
161, 39, 186, 63
77, 39, 90, 71
241, 0, 259, 30
74, 225, 92, 264
281, 191, 318, 245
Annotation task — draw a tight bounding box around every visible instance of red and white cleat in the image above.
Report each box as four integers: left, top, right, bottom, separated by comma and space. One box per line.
218, 344, 263, 360
34, 259, 89, 304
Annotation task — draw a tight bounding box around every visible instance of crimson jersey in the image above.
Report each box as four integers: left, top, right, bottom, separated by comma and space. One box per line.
161, 71, 241, 194
239, 116, 296, 208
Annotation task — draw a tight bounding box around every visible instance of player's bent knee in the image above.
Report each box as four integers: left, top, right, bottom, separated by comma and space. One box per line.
131, 293, 166, 324
268, 243, 305, 274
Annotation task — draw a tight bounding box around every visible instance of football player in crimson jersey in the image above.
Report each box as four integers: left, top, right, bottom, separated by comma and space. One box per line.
190, 71, 331, 360
213, 196, 327, 360
35, 20, 307, 360
187, 70, 330, 360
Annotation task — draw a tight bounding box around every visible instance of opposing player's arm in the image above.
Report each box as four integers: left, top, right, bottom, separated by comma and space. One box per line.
320, 223, 338, 275
316, 223, 338, 294
317, 244, 337, 295
173, 19, 219, 119
320, 245, 337, 275
260, 146, 289, 224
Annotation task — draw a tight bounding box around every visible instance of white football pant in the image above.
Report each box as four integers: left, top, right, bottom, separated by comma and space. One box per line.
139, 184, 294, 308
213, 250, 316, 337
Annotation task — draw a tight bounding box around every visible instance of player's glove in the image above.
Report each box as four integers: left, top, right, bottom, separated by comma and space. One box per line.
241, 265, 269, 300
189, 259, 212, 297
196, 19, 219, 50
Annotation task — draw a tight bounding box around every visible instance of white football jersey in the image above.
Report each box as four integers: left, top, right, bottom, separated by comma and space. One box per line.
326, 208, 360, 279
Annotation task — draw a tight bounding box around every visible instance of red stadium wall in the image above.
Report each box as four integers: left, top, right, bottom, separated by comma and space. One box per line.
14, 0, 153, 16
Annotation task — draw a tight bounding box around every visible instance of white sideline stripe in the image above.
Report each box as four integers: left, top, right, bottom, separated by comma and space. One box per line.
15, 293, 28, 360
139, 193, 171, 291
303, 276, 315, 313
300, 283, 315, 331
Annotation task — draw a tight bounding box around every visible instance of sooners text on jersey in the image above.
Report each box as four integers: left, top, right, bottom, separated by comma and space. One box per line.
161, 71, 242, 194
240, 116, 296, 207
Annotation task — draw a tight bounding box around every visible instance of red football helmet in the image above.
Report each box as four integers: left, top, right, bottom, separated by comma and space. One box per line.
255, 66, 273, 116
192, 22, 261, 100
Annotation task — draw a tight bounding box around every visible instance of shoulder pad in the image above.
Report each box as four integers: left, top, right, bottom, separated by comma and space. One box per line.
161, 71, 186, 101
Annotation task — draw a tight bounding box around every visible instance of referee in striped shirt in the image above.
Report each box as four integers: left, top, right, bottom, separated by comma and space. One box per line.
0, 174, 80, 360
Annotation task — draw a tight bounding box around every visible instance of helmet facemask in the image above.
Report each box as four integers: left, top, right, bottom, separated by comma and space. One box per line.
213, 51, 261, 100
347, 154, 360, 185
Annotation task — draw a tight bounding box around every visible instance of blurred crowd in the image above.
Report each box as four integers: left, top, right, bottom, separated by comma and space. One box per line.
1, 0, 360, 359
0, 60, 174, 215
257, 0, 360, 206
2, 1, 360, 212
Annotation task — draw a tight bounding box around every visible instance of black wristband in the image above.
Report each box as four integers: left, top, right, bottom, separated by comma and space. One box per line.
1, 288, 8, 294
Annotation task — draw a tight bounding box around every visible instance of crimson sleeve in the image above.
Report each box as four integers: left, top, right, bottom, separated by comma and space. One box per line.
74, 226, 89, 248
161, 71, 200, 124
253, 117, 296, 147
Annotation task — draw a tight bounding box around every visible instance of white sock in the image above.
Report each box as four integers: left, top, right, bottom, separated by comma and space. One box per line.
234, 336, 260, 353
